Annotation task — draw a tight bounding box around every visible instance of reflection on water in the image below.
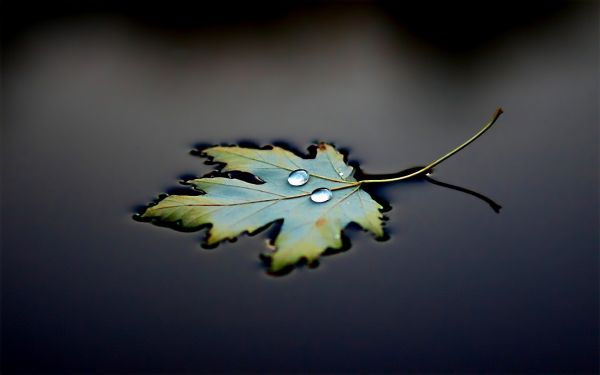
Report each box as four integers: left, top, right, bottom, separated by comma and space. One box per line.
424, 175, 502, 213
2, 2, 598, 373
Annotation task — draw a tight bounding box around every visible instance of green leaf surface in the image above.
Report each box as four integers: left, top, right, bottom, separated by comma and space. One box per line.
142, 144, 384, 272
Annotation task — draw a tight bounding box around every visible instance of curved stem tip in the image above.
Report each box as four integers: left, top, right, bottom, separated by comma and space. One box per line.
358, 107, 503, 185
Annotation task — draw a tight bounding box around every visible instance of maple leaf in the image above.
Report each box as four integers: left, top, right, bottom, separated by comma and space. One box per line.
140, 108, 503, 274
142, 144, 384, 272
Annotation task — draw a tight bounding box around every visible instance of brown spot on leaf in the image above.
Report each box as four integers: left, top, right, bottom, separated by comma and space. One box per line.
317, 143, 327, 150
315, 218, 327, 227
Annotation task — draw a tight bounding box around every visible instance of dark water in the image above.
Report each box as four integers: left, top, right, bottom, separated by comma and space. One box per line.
2, 2, 598, 373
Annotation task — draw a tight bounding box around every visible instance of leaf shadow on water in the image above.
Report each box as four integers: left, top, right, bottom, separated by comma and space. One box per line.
133, 141, 501, 276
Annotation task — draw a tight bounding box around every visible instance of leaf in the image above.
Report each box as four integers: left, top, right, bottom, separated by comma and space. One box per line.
139, 109, 504, 274
142, 143, 384, 272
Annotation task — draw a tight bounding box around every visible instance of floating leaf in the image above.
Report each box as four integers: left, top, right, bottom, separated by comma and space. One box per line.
139, 108, 503, 274
142, 144, 384, 272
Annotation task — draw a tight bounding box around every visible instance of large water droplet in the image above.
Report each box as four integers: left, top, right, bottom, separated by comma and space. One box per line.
310, 188, 332, 203
287, 169, 309, 186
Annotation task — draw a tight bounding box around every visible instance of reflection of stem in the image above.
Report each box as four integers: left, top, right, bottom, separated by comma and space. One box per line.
358, 108, 503, 184
424, 175, 502, 213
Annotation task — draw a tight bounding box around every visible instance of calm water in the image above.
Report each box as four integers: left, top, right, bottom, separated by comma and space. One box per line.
2, 3, 598, 373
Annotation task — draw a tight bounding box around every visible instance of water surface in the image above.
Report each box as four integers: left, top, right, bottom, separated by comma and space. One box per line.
2, 3, 598, 373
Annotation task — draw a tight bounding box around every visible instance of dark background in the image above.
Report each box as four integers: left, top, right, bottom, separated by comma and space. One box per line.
2, 1, 598, 373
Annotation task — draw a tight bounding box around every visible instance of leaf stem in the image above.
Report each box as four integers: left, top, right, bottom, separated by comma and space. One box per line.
357, 108, 503, 185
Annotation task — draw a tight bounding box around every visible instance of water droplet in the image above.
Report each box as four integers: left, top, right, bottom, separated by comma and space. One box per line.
338, 171, 344, 177
310, 188, 332, 203
287, 169, 310, 186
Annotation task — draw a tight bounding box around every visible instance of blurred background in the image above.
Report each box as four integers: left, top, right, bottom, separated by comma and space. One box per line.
2, 1, 598, 373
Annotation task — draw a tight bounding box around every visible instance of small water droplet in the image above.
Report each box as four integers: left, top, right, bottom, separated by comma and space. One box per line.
339, 171, 344, 177
287, 169, 310, 186
310, 188, 332, 203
